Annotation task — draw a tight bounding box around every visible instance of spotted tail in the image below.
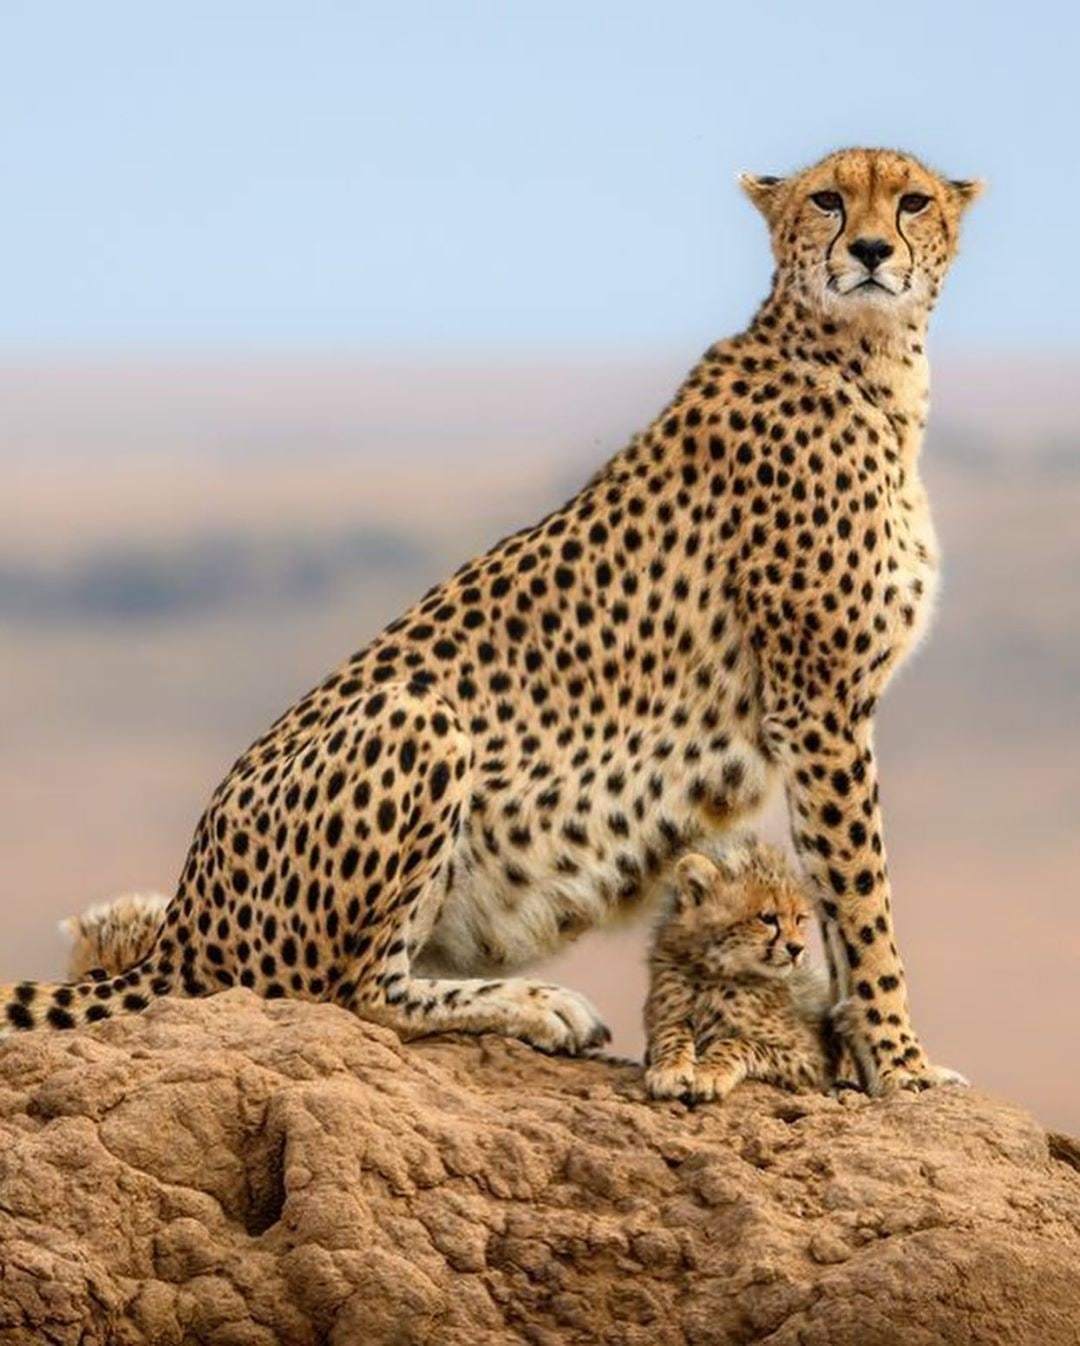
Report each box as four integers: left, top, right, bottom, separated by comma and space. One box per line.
2, 904, 180, 1039
2, 953, 179, 1032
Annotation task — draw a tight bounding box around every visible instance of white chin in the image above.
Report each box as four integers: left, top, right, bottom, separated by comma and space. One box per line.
828, 282, 900, 311
848, 286, 900, 309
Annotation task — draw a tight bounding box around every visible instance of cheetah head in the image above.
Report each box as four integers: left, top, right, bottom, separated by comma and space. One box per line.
740, 147, 982, 321
672, 841, 812, 980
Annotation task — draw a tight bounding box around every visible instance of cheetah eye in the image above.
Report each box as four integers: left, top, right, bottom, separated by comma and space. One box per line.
759, 912, 779, 927
899, 192, 931, 215
796, 913, 809, 925
810, 191, 842, 213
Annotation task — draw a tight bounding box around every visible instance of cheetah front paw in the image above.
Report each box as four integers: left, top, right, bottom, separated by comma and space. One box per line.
922, 1062, 969, 1087
874, 1058, 970, 1095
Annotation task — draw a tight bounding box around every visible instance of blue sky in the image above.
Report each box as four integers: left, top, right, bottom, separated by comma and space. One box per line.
1, 1, 1074, 351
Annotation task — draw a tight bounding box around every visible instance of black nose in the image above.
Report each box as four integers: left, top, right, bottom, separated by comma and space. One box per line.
785, 941, 803, 960
848, 237, 894, 271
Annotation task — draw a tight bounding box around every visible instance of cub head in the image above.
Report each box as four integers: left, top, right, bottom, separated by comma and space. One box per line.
740, 147, 982, 321
669, 841, 813, 979
59, 891, 168, 980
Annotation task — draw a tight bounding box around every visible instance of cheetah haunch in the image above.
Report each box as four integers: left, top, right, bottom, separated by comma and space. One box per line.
3, 147, 981, 1095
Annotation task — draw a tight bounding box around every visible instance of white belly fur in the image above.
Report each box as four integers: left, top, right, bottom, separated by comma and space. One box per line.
416, 728, 779, 978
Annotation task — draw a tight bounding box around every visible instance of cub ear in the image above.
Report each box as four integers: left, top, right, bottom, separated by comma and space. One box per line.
57, 915, 82, 943
739, 172, 785, 221
948, 178, 985, 210
674, 853, 720, 907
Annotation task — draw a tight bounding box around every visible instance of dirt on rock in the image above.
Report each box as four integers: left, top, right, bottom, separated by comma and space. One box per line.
0, 988, 1077, 1345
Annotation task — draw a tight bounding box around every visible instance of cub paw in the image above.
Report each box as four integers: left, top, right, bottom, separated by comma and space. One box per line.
645, 1062, 695, 1101
687, 1064, 742, 1103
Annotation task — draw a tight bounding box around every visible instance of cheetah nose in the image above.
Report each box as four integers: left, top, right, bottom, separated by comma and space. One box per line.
785, 941, 804, 960
848, 237, 894, 271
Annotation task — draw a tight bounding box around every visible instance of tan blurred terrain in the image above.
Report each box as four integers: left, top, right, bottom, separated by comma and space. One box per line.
1, 356, 1077, 1129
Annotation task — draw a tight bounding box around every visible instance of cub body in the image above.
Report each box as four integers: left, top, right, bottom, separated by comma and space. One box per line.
644, 840, 845, 1101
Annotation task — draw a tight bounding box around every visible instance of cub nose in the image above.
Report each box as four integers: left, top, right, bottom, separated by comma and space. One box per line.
785, 941, 804, 960
848, 237, 894, 271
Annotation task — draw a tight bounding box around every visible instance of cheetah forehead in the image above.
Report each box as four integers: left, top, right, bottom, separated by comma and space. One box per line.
747, 146, 980, 217
807, 147, 942, 191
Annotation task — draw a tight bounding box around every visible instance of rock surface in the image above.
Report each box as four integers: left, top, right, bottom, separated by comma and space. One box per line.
1, 989, 1077, 1346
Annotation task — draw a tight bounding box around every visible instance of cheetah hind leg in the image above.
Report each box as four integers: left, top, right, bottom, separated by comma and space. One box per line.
343, 693, 610, 1055
360, 970, 612, 1056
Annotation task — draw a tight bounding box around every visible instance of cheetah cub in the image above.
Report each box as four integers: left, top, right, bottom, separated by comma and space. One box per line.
645, 840, 851, 1103
60, 892, 169, 980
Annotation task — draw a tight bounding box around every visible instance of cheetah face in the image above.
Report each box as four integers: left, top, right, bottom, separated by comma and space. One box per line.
671, 846, 813, 981
740, 148, 982, 322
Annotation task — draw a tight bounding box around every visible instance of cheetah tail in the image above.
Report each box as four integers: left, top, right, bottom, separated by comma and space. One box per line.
1, 952, 179, 1033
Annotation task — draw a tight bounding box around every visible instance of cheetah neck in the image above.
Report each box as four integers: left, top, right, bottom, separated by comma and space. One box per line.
745, 283, 931, 471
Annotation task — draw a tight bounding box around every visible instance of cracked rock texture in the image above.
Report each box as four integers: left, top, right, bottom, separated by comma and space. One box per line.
1, 989, 1078, 1345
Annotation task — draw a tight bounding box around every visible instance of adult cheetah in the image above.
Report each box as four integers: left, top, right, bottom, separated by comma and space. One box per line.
3, 147, 981, 1094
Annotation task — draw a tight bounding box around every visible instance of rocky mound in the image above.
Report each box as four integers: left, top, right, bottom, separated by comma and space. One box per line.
1, 989, 1077, 1345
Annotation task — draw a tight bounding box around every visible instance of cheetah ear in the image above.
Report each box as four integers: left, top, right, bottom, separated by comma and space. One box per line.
739, 172, 785, 221
674, 853, 720, 907
948, 178, 984, 210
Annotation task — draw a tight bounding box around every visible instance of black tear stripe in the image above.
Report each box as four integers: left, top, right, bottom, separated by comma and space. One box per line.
825, 201, 847, 268
894, 199, 917, 270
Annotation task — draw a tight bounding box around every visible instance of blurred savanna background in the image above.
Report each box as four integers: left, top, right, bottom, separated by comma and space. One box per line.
2, 4, 1077, 1128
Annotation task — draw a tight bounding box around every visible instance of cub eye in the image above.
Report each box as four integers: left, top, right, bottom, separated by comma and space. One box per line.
810, 191, 842, 212
796, 913, 809, 925
759, 913, 779, 927
899, 192, 931, 214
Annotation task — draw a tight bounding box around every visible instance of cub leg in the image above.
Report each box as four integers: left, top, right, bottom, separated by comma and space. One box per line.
692, 1037, 824, 1101
643, 965, 697, 1099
